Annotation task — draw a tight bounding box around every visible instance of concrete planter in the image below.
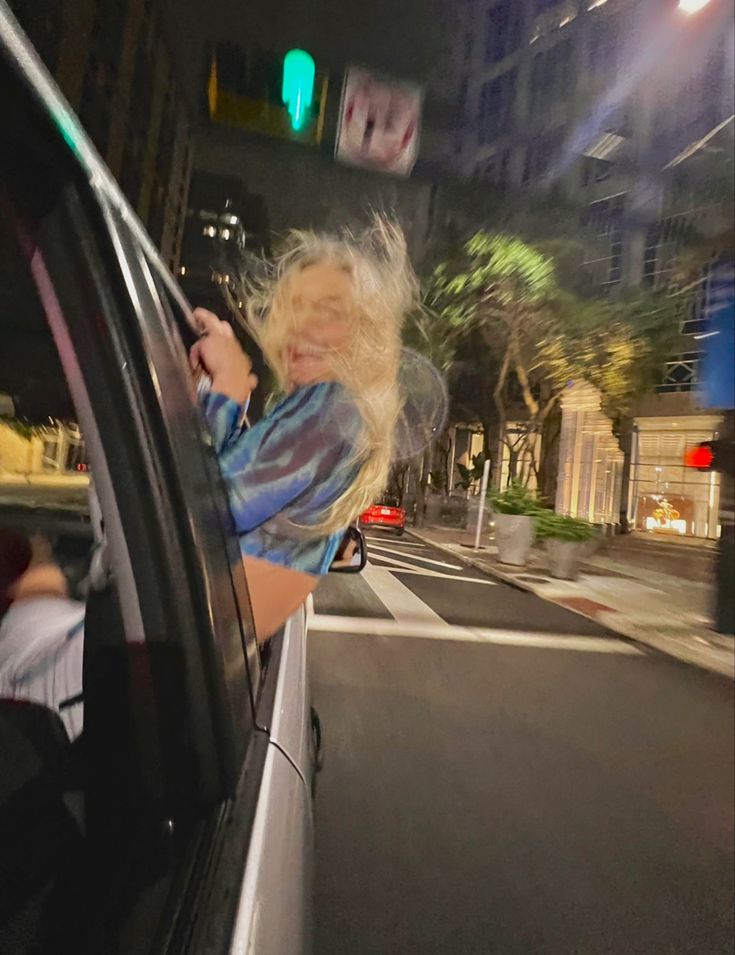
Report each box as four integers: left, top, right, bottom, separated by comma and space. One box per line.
493, 512, 536, 566
545, 539, 585, 580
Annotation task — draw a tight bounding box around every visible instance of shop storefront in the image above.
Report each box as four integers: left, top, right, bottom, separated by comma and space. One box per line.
555, 382, 625, 526
628, 415, 722, 539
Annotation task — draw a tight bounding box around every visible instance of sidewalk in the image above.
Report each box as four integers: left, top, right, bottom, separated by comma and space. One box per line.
410, 525, 734, 680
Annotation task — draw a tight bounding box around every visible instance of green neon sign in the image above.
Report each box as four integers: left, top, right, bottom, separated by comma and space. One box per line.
282, 49, 315, 131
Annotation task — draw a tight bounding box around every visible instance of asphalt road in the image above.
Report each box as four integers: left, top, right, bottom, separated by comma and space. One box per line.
309, 530, 735, 955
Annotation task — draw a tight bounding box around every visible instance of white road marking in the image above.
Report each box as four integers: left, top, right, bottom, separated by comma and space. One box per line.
367, 543, 464, 571
309, 614, 642, 654
369, 564, 498, 586
361, 564, 444, 624
366, 551, 469, 577
364, 535, 426, 548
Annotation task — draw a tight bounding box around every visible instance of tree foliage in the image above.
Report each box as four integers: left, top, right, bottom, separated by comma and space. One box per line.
428, 231, 684, 488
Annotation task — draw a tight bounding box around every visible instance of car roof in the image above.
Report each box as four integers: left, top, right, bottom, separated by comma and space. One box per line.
0, 2, 191, 322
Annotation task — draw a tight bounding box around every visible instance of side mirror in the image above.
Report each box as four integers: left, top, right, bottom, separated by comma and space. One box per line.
329, 525, 367, 574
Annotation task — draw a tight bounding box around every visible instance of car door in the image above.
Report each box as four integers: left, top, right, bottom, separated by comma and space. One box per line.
108, 212, 316, 954
1, 6, 313, 953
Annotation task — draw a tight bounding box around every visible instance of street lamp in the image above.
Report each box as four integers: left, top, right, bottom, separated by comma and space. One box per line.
678, 0, 711, 14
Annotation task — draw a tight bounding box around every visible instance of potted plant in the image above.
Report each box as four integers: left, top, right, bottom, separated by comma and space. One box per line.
488, 481, 540, 566
535, 511, 596, 580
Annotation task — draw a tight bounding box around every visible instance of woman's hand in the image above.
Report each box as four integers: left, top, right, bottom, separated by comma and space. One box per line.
189, 308, 258, 405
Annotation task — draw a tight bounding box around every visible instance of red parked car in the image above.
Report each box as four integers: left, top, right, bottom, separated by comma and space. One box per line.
359, 496, 406, 535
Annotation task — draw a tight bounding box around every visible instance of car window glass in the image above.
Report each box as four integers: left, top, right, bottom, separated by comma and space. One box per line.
0, 197, 91, 581
0, 159, 92, 952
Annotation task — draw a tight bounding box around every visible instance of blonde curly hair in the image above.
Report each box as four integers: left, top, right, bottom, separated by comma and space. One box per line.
227, 216, 418, 535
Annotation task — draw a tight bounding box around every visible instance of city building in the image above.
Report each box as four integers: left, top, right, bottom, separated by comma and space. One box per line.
178, 171, 270, 312
436, 0, 734, 537
8, 0, 193, 271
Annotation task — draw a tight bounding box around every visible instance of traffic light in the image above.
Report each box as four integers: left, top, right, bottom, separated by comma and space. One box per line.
208, 43, 327, 145
684, 439, 735, 474
282, 49, 315, 131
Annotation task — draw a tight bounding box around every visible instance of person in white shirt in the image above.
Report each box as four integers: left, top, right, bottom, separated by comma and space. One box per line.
0, 528, 84, 741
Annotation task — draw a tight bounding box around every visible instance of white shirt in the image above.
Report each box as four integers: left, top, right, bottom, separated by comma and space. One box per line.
0, 597, 85, 740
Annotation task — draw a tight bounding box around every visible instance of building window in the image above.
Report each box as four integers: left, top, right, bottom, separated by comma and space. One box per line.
581, 193, 626, 286
681, 264, 713, 337
530, 38, 572, 118
523, 126, 564, 185
478, 69, 516, 144
657, 353, 701, 393
485, 1, 521, 66
580, 156, 613, 186
642, 214, 695, 290
671, 48, 727, 148
588, 14, 620, 76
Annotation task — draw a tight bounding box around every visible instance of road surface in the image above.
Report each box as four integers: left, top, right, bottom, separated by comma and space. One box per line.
309, 530, 734, 955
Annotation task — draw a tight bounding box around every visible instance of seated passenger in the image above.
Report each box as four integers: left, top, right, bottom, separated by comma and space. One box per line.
0, 528, 84, 740
191, 218, 417, 641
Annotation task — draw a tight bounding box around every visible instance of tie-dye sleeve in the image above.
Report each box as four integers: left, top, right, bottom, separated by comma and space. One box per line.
213, 383, 362, 535
199, 390, 246, 455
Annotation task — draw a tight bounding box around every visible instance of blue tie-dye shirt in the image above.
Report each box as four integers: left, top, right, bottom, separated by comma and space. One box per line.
200, 382, 364, 576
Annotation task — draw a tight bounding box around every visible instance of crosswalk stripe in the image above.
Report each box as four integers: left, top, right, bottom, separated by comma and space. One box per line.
361, 564, 445, 625
364, 535, 426, 548
367, 543, 464, 571
366, 551, 467, 576
367, 562, 498, 585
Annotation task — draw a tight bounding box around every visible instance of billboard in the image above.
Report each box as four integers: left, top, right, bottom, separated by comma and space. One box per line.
335, 67, 421, 176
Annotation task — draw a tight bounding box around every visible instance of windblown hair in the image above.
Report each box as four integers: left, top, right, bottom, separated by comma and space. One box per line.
227, 217, 418, 535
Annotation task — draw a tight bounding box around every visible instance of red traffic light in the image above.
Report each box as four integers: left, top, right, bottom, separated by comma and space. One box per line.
684, 442, 715, 470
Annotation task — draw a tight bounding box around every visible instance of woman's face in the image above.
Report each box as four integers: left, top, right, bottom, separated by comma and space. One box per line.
284, 261, 356, 387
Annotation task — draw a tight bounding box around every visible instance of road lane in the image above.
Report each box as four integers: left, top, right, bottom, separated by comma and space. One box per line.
310, 531, 734, 955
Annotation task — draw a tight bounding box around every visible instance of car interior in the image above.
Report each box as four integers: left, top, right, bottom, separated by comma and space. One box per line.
1, 57, 250, 951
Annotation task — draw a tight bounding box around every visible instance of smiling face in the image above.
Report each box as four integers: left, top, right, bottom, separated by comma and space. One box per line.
282, 260, 356, 388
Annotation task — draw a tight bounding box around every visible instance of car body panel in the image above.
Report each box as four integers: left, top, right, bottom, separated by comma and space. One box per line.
258, 606, 312, 785
230, 743, 313, 955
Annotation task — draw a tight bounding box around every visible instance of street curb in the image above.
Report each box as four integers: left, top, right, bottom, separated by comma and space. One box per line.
408, 529, 735, 680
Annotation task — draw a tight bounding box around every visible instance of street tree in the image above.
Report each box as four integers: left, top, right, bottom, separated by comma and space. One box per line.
428, 232, 683, 498
398, 304, 460, 524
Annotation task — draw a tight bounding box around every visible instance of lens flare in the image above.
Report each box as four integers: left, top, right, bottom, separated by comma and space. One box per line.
678, 0, 711, 13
